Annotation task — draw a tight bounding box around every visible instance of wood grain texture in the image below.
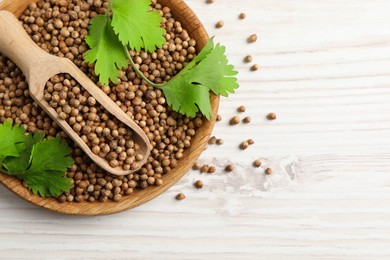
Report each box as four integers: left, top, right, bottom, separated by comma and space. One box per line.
0, 0, 218, 215
1, 0, 390, 258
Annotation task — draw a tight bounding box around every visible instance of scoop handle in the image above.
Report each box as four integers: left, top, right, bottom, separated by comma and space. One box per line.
0, 10, 52, 80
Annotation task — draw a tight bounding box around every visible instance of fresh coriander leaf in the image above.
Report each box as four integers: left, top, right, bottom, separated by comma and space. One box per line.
3, 132, 45, 174
157, 38, 238, 119
111, 0, 166, 52
162, 79, 213, 119
84, 14, 129, 86
27, 137, 74, 174
0, 120, 27, 162
19, 170, 73, 197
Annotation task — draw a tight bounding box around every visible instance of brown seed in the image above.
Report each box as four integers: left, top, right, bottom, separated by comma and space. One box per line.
265, 168, 273, 175
253, 160, 261, 168
206, 0, 214, 3
216, 115, 222, 121
243, 116, 251, 124
237, 105, 246, 113
230, 116, 240, 125
225, 164, 234, 172
251, 64, 259, 71
244, 55, 253, 63
240, 141, 249, 150
247, 34, 257, 43
192, 162, 202, 170
176, 193, 186, 200
267, 112, 277, 120
239, 13, 246, 19
208, 165, 216, 174
194, 180, 203, 189
200, 165, 209, 173
216, 139, 223, 145
208, 136, 217, 144
215, 21, 224, 28
247, 139, 255, 145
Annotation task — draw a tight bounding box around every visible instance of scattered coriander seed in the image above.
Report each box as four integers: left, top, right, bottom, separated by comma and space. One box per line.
194, 180, 203, 189
216, 139, 224, 145
215, 21, 224, 28
230, 116, 240, 125
208, 136, 217, 144
248, 34, 257, 43
208, 165, 216, 173
240, 141, 249, 150
239, 13, 246, 20
176, 193, 186, 200
243, 116, 251, 124
267, 112, 277, 120
193, 162, 202, 170
201, 165, 210, 173
206, 0, 214, 3
248, 139, 255, 145
237, 105, 246, 113
225, 164, 234, 172
244, 55, 253, 63
216, 115, 222, 121
251, 64, 259, 71
265, 168, 273, 175
253, 160, 261, 168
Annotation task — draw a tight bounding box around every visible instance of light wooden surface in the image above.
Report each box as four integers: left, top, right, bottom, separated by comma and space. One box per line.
2, 0, 390, 258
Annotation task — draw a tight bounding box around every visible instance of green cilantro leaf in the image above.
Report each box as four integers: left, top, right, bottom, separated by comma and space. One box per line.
0, 120, 27, 162
3, 132, 44, 174
158, 38, 238, 118
84, 14, 129, 86
19, 170, 73, 198
162, 79, 213, 120
0, 122, 74, 198
185, 39, 239, 97
27, 137, 74, 174
111, 0, 166, 52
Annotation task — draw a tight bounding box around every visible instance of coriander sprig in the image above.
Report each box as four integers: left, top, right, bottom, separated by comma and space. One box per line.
0, 121, 74, 197
84, 0, 239, 119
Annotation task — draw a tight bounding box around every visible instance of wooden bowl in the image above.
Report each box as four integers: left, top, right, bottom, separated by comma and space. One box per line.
0, 0, 219, 215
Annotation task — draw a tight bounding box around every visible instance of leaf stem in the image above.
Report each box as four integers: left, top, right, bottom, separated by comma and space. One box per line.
122, 45, 162, 88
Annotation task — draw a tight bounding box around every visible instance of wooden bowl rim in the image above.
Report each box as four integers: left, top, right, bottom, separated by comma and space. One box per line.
0, 0, 219, 216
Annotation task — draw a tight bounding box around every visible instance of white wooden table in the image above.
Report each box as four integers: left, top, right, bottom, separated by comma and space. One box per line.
2, 0, 390, 258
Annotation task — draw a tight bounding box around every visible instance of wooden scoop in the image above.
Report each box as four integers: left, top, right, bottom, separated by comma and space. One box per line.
0, 10, 151, 176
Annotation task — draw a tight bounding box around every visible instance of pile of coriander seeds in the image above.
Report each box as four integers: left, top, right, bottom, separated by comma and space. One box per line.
0, 0, 203, 203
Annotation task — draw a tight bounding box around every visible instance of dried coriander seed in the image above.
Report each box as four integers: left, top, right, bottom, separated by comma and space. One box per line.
247, 139, 255, 145
208, 165, 216, 173
208, 136, 217, 144
176, 193, 186, 200
248, 34, 257, 43
244, 55, 253, 63
215, 21, 224, 28
253, 160, 261, 168
194, 180, 203, 189
265, 168, 273, 175
216, 139, 224, 145
240, 141, 249, 150
239, 13, 246, 19
251, 64, 259, 71
192, 162, 202, 170
243, 116, 251, 124
267, 112, 277, 120
237, 105, 246, 113
216, 115, 222, 121
225, 164, 234, 172
200, 165, 210, 173
230, 116, 240, 125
